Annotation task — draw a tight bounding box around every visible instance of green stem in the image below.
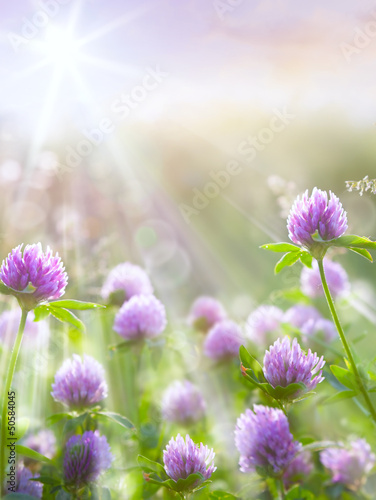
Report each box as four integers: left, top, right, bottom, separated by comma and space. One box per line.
318, 259, 376, 423
278, 478, 285, 499
0, 309, 28, 488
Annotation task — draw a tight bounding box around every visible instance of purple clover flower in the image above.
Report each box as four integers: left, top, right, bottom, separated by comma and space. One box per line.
301, 318, 337, 344
10, 464, 43, 498
263, 337, 325, 398
24, 429, 56, 460
0, 309, 49, 349
234, 405, 301, 476
283, 451, 313, 489
301, 259, 350, 299
113, 294, 167, 340
101, 262, 153, 303
51, 354, 108, 409
320, 439, 375, 491
246, 305, 284, 344
0, 243, 67, 309
188, 296, 227, 332
284, 305, 322, 329
64, 430, 113, 487
204, 320, 243, 361
163, 434, 216, 484
287, 188, 348, 249
161, 380, 206, 425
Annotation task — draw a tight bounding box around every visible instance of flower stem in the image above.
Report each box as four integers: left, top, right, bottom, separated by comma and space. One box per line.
0, 309, 28, 487
317, 259, 376, 423
278, 478, 285, 499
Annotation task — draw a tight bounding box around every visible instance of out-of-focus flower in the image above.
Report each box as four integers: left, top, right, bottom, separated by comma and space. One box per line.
263, 337, 325, 399
113, 294, 167, 340
101, 262, 153, 304
246, 305, 284, 344
320, 439, 375, 491
284, 305, 322, 329
0, 243, 68, 309
287, 188, 347, 249
7, 464, 43, 498
234, 405, 301, 476
0, 309, 49, 348
51, 354, 108, 409
301, 259, 350, 299
163, 434, 216, 484
161, 380, 206, 425
283, 451, 313, 489
64, 431, 113, 487
203, 320, 243, 361
24, 429, 56, 460
188, 296, 227, 332
301, 318, 337, 344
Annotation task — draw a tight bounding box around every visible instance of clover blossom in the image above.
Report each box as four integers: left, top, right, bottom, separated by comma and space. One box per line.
301, 259, 350, 299
188, 296, 227, 332
161, 380, 206, 425
101, 262, 153, 304
246, 305, 284, 344
204, 320, 243, 360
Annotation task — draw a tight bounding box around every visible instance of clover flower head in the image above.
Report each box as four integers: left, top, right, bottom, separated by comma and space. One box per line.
301, 259, 350, 299
113, 294, 167, 340
263, 337, 325, 398
234, 405, 301, 475
9, 464, 43, 498
101, 262, 153, 303
246, 305, 284, 344
204, 320, 243, 360
320, 439, 375, 491
0, 243, 68, 309
161, 380, 206, 425
301, 318, 337, 344
188, 296, 227, 332
24, 429, 57, 460
51, 354, 108, 409
64, 431, 113, 487
163, 434, 216, 484
284, 305, 322, 329
283, 451, 313, 489
287, 188, 347, 249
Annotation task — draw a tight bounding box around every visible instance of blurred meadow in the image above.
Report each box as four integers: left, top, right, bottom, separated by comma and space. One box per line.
1, 1, 376, 499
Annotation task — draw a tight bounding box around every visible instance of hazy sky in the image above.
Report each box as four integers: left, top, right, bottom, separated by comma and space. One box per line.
1, 0, 376, 134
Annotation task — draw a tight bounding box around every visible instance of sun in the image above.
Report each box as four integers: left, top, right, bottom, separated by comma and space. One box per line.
34, 25, 81, 70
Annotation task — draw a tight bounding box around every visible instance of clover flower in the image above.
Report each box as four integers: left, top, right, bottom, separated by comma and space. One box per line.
301, 318, 337, 344
320, 439, 375, 491
161, 380, 206, 425
283, 451, 313, 489
246, 305, 284, 344
204, 320, 243, 361
284, 305, 322, 329
287, 188, 347, 249
51, 354, 108, 409
163, 434, 216, 483
301, 259, 350, 299
9, 464, 43, 498
24, 429, 57, 460
63, 431, 113, 487
234, 405, 301, 475
188, 296, 227, 332
113, 294, 167, 340
0, 243, 67, 309
101, 262, 153, 304
263, 337, 325, 398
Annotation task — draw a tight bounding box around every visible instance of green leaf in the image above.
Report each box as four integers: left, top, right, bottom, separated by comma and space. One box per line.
46, 412, 73, 426
330, 365, 358, 391
264, 382, 306, 401
323, 390, 357, 405
274, 252, 300, 274
0, 281, 13, 295
15, 445, 52, 464
48, 306, 85, 333
96, 411, 135, 430
331, 234, 376, 250
299, 251, 312, 268
285, 485, 315, 500
170, 473, 206, 493
33, 304, 51, 322
209, 492, 238, 499
16, 417, 29, 440
138, 455, 168, 479
348, 247, 373, 262
239, 346, 265, 382
49, 299, 105, 310
260, 242, 301, 253
30, 476, 61, 486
